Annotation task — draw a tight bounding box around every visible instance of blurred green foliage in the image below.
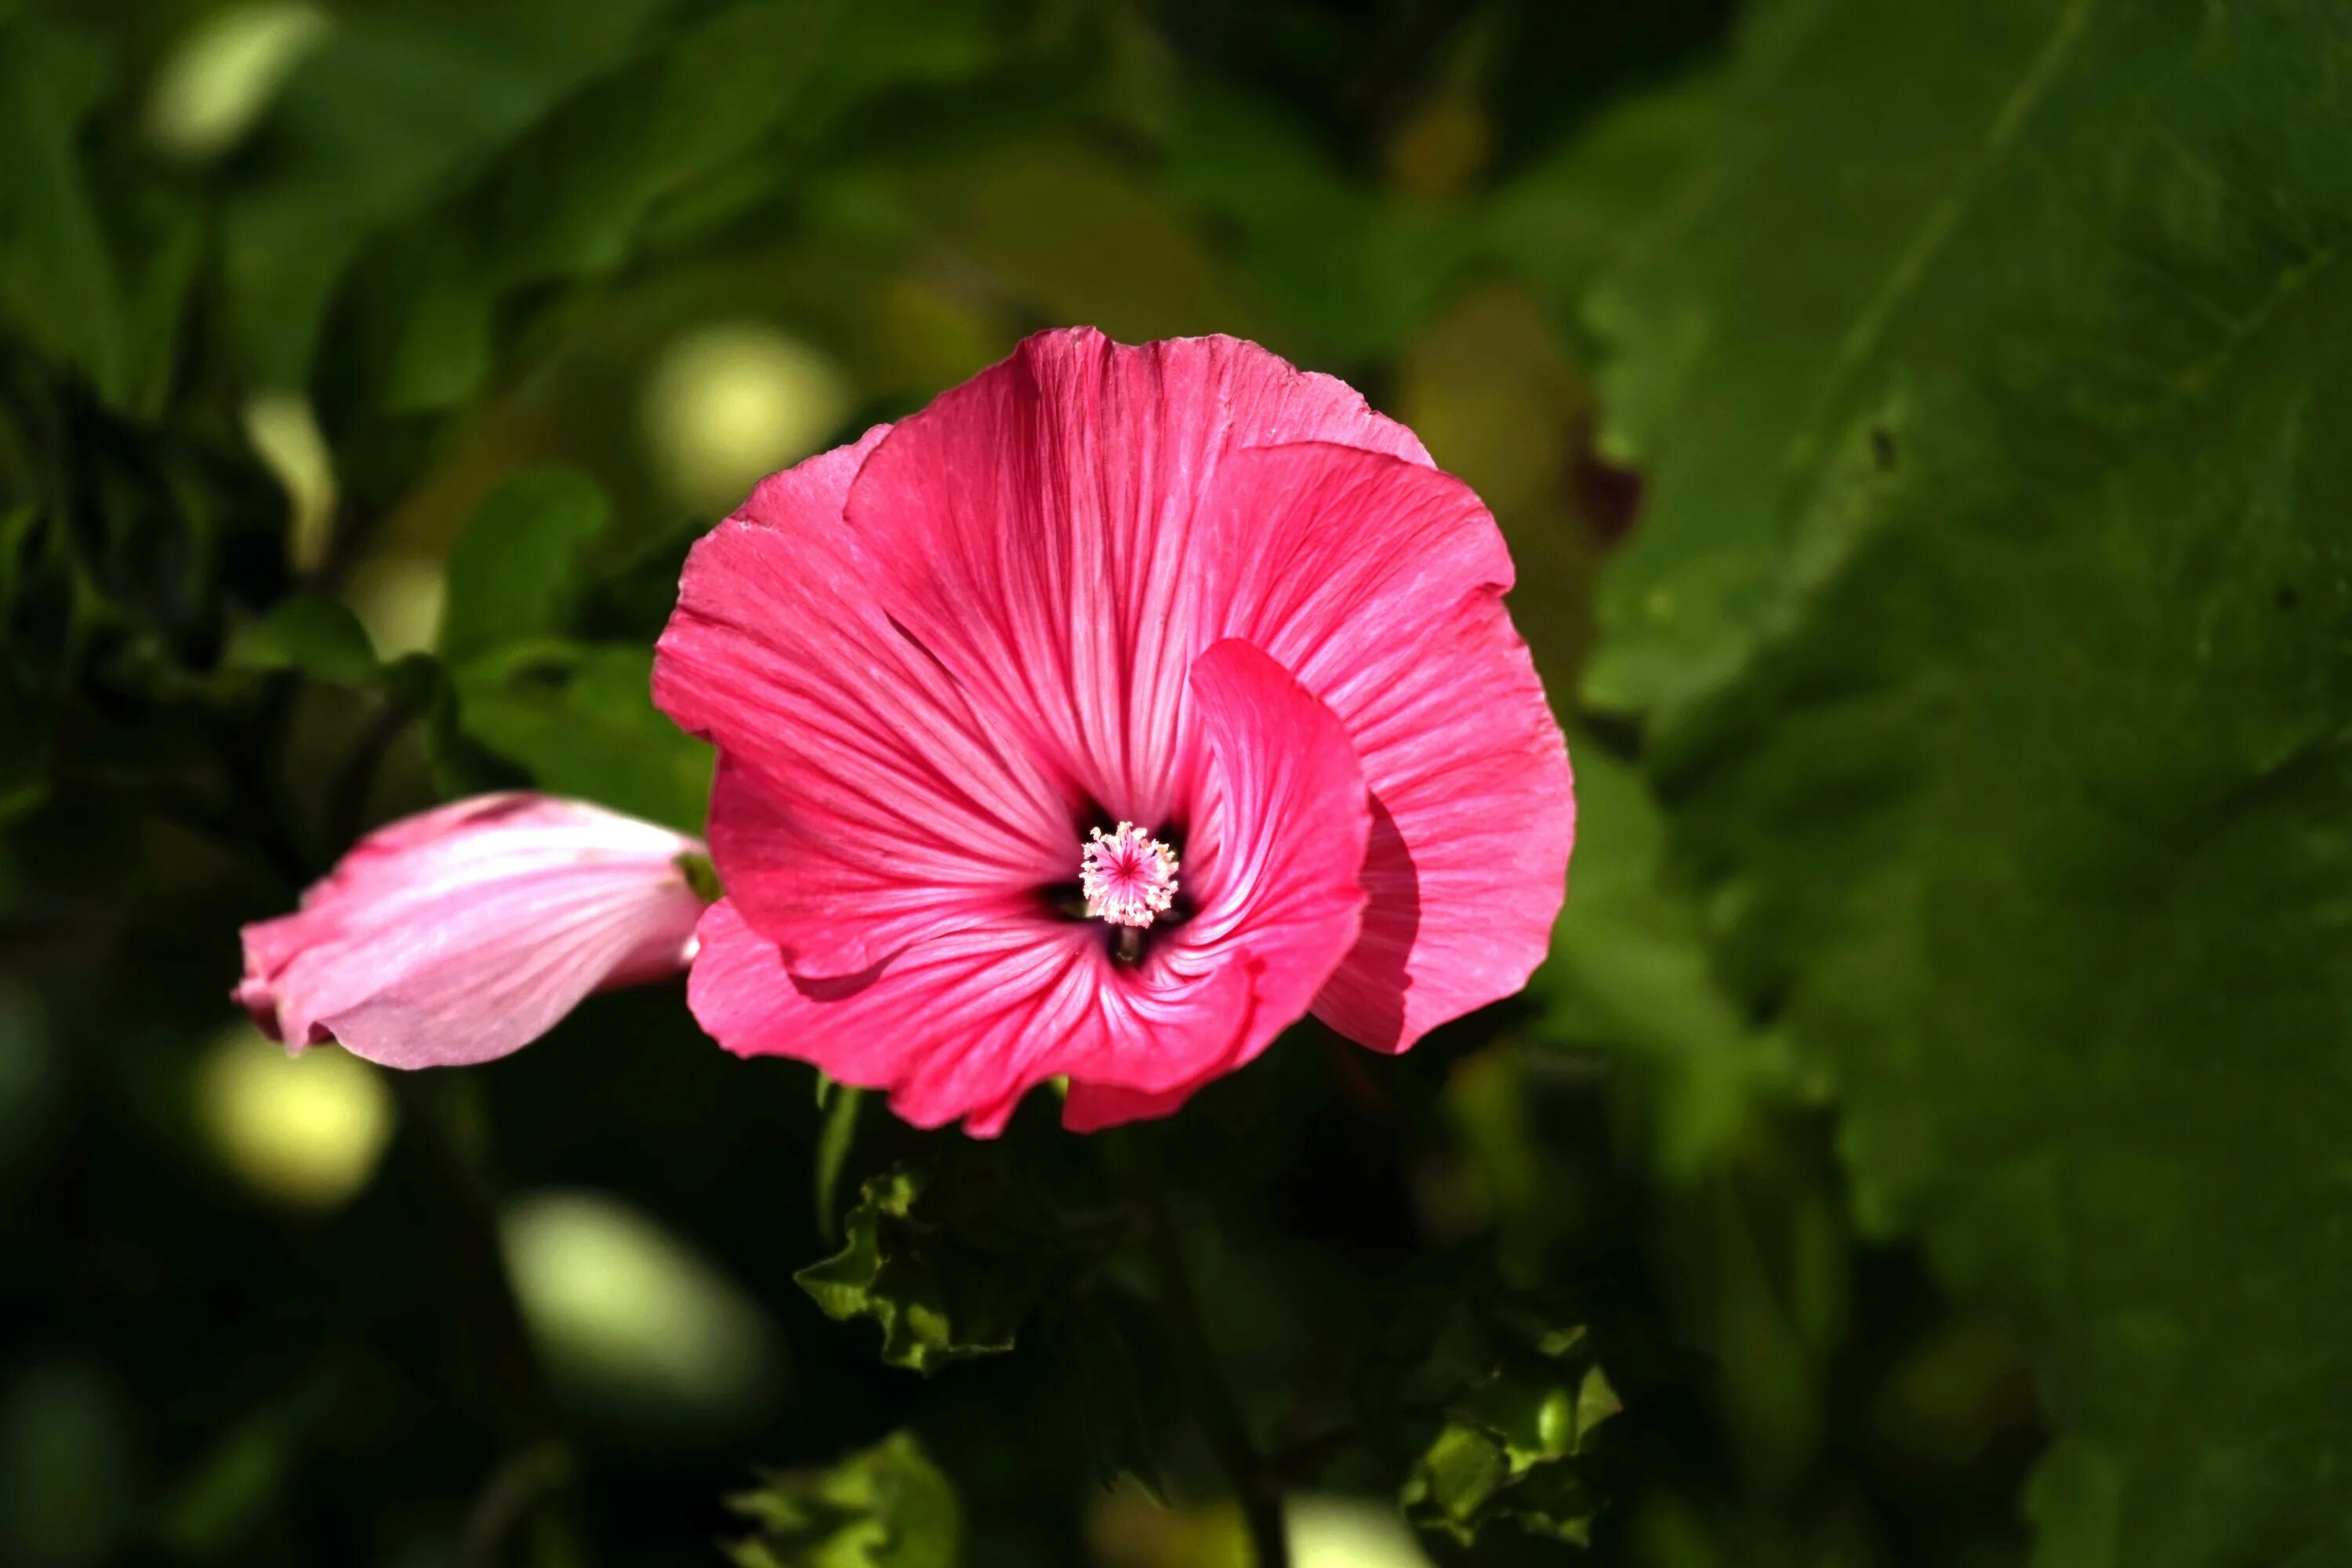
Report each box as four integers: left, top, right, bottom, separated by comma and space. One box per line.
727, 1430, 960, 1568
4, 0, 2346, 1566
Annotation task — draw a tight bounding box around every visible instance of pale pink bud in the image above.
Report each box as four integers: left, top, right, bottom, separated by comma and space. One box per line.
234, 794, 710, 1069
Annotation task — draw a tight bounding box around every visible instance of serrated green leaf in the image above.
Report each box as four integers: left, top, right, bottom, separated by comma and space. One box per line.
451, 641, 710, 831
224, 594, 378, 687
797, 1167, 1052, 1375
1581, 2, 2352, 1563
726, 1431, 960, 1568
438, 468, 610, 664
1398, 1314, 1618, 1548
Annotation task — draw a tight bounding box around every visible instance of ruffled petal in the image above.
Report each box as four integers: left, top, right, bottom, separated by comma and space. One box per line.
844, 328, 1431, 827
653, 427, 1075, 978
688, 639, 1369, 1135
686, 898, 1251, 1137
235, 794, 708, 1069
1202, 442, 1574, 1052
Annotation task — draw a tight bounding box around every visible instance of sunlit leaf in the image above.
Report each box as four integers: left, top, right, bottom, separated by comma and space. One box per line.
727, 1430, 960, 1568
1396, 1316, 1619, 1548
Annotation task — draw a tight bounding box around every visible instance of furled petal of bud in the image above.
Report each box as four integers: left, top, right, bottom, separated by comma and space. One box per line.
234, 793, 711, 1069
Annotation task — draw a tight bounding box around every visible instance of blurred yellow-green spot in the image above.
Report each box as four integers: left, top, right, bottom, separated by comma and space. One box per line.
1387, 99, 1494, 203
196, 1025, 395, 1210
1087, 1484, 1433, 1568
241, 392, 337, 574
147, 2, 332, 162
1871, 1316, 2037, 1474
877, 273, 1012, 394
641, 323, 851, 514
341, 554, 446, 659
500, 1190, 781, 1432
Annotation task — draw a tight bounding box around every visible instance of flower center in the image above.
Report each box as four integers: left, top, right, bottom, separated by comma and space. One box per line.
1080, 822, 1180, 929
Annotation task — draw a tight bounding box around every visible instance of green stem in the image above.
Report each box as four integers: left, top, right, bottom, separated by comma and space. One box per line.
1116, 1138, 1289, 1568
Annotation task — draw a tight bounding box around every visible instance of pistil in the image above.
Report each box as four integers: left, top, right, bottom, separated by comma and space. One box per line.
1080, 822, 1180, 930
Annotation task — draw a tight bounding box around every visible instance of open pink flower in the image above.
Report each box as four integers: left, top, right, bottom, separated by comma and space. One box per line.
234, 794, 710, 1069
656, 328, 1573, 1134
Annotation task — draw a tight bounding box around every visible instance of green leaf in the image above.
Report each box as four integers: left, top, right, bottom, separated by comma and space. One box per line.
0, 24, 123, 400
438, 468, 610, 663
224, 594, 379, 687
451, 641, 709, 832
220, 0, 677, 383
1532, 738, 1799, 1177
726, 1431, 960, 1568
431, 468, 706, 826
797, 1167, 1051, 1375
1396, 1316, 1620, 1548
1581, 2, 2352, 1563
361, 0, 833, 413
335, 0, 1016, 414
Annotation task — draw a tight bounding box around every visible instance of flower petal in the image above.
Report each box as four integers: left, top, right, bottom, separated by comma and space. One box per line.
688, 639, 1369, 1135
844, 328, 1431, 826
1060, 1075, 1199, 1134
1062, 638, 1370, 1130
686, 898, 1251, 1137
235, 794, 707, 1069
653, 428, 1075, 978
1203, 441, 1575, 1052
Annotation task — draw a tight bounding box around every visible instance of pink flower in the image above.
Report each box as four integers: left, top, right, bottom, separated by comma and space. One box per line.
655, 328, 1573, 1134
234, 794, 710, 1069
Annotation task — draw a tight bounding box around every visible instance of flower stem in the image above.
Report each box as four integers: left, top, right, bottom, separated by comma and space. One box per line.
1116, 1138, 1290, 1568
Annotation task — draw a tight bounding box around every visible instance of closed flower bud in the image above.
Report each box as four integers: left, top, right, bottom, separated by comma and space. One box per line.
234, 794, 711, 1069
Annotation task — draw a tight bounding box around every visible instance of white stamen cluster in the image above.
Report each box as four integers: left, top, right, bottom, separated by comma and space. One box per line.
1080, 822, 1180, 929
